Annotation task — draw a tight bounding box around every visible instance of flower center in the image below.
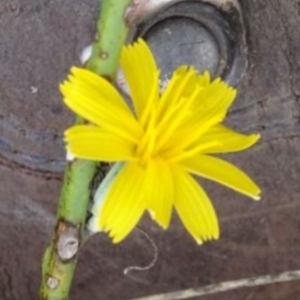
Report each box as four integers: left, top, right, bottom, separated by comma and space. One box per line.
135, 102, 158, 162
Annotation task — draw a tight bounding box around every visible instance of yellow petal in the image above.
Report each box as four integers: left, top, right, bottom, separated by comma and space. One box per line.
173, 165, 219, 243
155, 67, 203, 152
157, 66, 198, 122
197, 70, 211, 88
65, 125, 135, 161
199, 124, 260, 154
178, 79, 237, 141
190, 78, 237, 122
145, 159, 173, 229
60, 67, 141, 142
182, 154, 261, 200
89, 162, 125, 233
121, 39, 160, 120
160, 114, 221, 161
99, 162, 146, 243
161, 79, 236, 155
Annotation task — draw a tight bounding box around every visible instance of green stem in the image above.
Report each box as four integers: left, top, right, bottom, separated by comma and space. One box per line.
39, 1, 132, 299
87, 0, 132, 77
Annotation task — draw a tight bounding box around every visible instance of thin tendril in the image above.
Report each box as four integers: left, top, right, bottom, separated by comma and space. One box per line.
123, 228, 158, 276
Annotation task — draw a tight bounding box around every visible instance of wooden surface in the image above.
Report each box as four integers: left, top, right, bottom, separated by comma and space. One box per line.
0, 0, 300, 299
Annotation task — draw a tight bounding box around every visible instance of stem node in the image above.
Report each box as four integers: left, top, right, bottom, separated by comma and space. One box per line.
46, 276, 60, 290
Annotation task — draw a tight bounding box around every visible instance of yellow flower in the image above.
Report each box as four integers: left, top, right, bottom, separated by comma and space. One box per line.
60, 39, 261, 244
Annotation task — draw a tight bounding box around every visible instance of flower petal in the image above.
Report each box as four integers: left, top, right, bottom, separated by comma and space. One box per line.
190, 78, 237, 122
173, 166, 219, 243
161, 79, 237, 155
157, 69, 210, 125
155, 67, 200, 152
60, 67, 141, 142
200, 124, 260, 154
65, 125, 136, 161
157, 66, 198, 122
145, 159, 173, 229
197, 70, 211, 88
121, 39, 160, 120
182, 154, 261, 200
88, 162, 125, 233
99, 162, 146, 243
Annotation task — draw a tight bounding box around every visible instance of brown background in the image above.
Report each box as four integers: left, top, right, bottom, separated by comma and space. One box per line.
0, 0, 300, 299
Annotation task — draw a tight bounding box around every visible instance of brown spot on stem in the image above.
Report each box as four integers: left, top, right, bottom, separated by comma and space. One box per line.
55, 220, 80, 262
95, 32, 100, 42
100, 50, 109, 60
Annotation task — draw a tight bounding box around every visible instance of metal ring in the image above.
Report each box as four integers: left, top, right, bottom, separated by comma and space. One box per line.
126, 0, 247, 86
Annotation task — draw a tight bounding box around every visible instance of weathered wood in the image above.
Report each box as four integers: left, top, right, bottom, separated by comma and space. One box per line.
0, 0, 299, 299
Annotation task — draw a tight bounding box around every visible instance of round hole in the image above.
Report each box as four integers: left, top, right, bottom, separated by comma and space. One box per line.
144, 17, 220, 80
131, 0, 247, 86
